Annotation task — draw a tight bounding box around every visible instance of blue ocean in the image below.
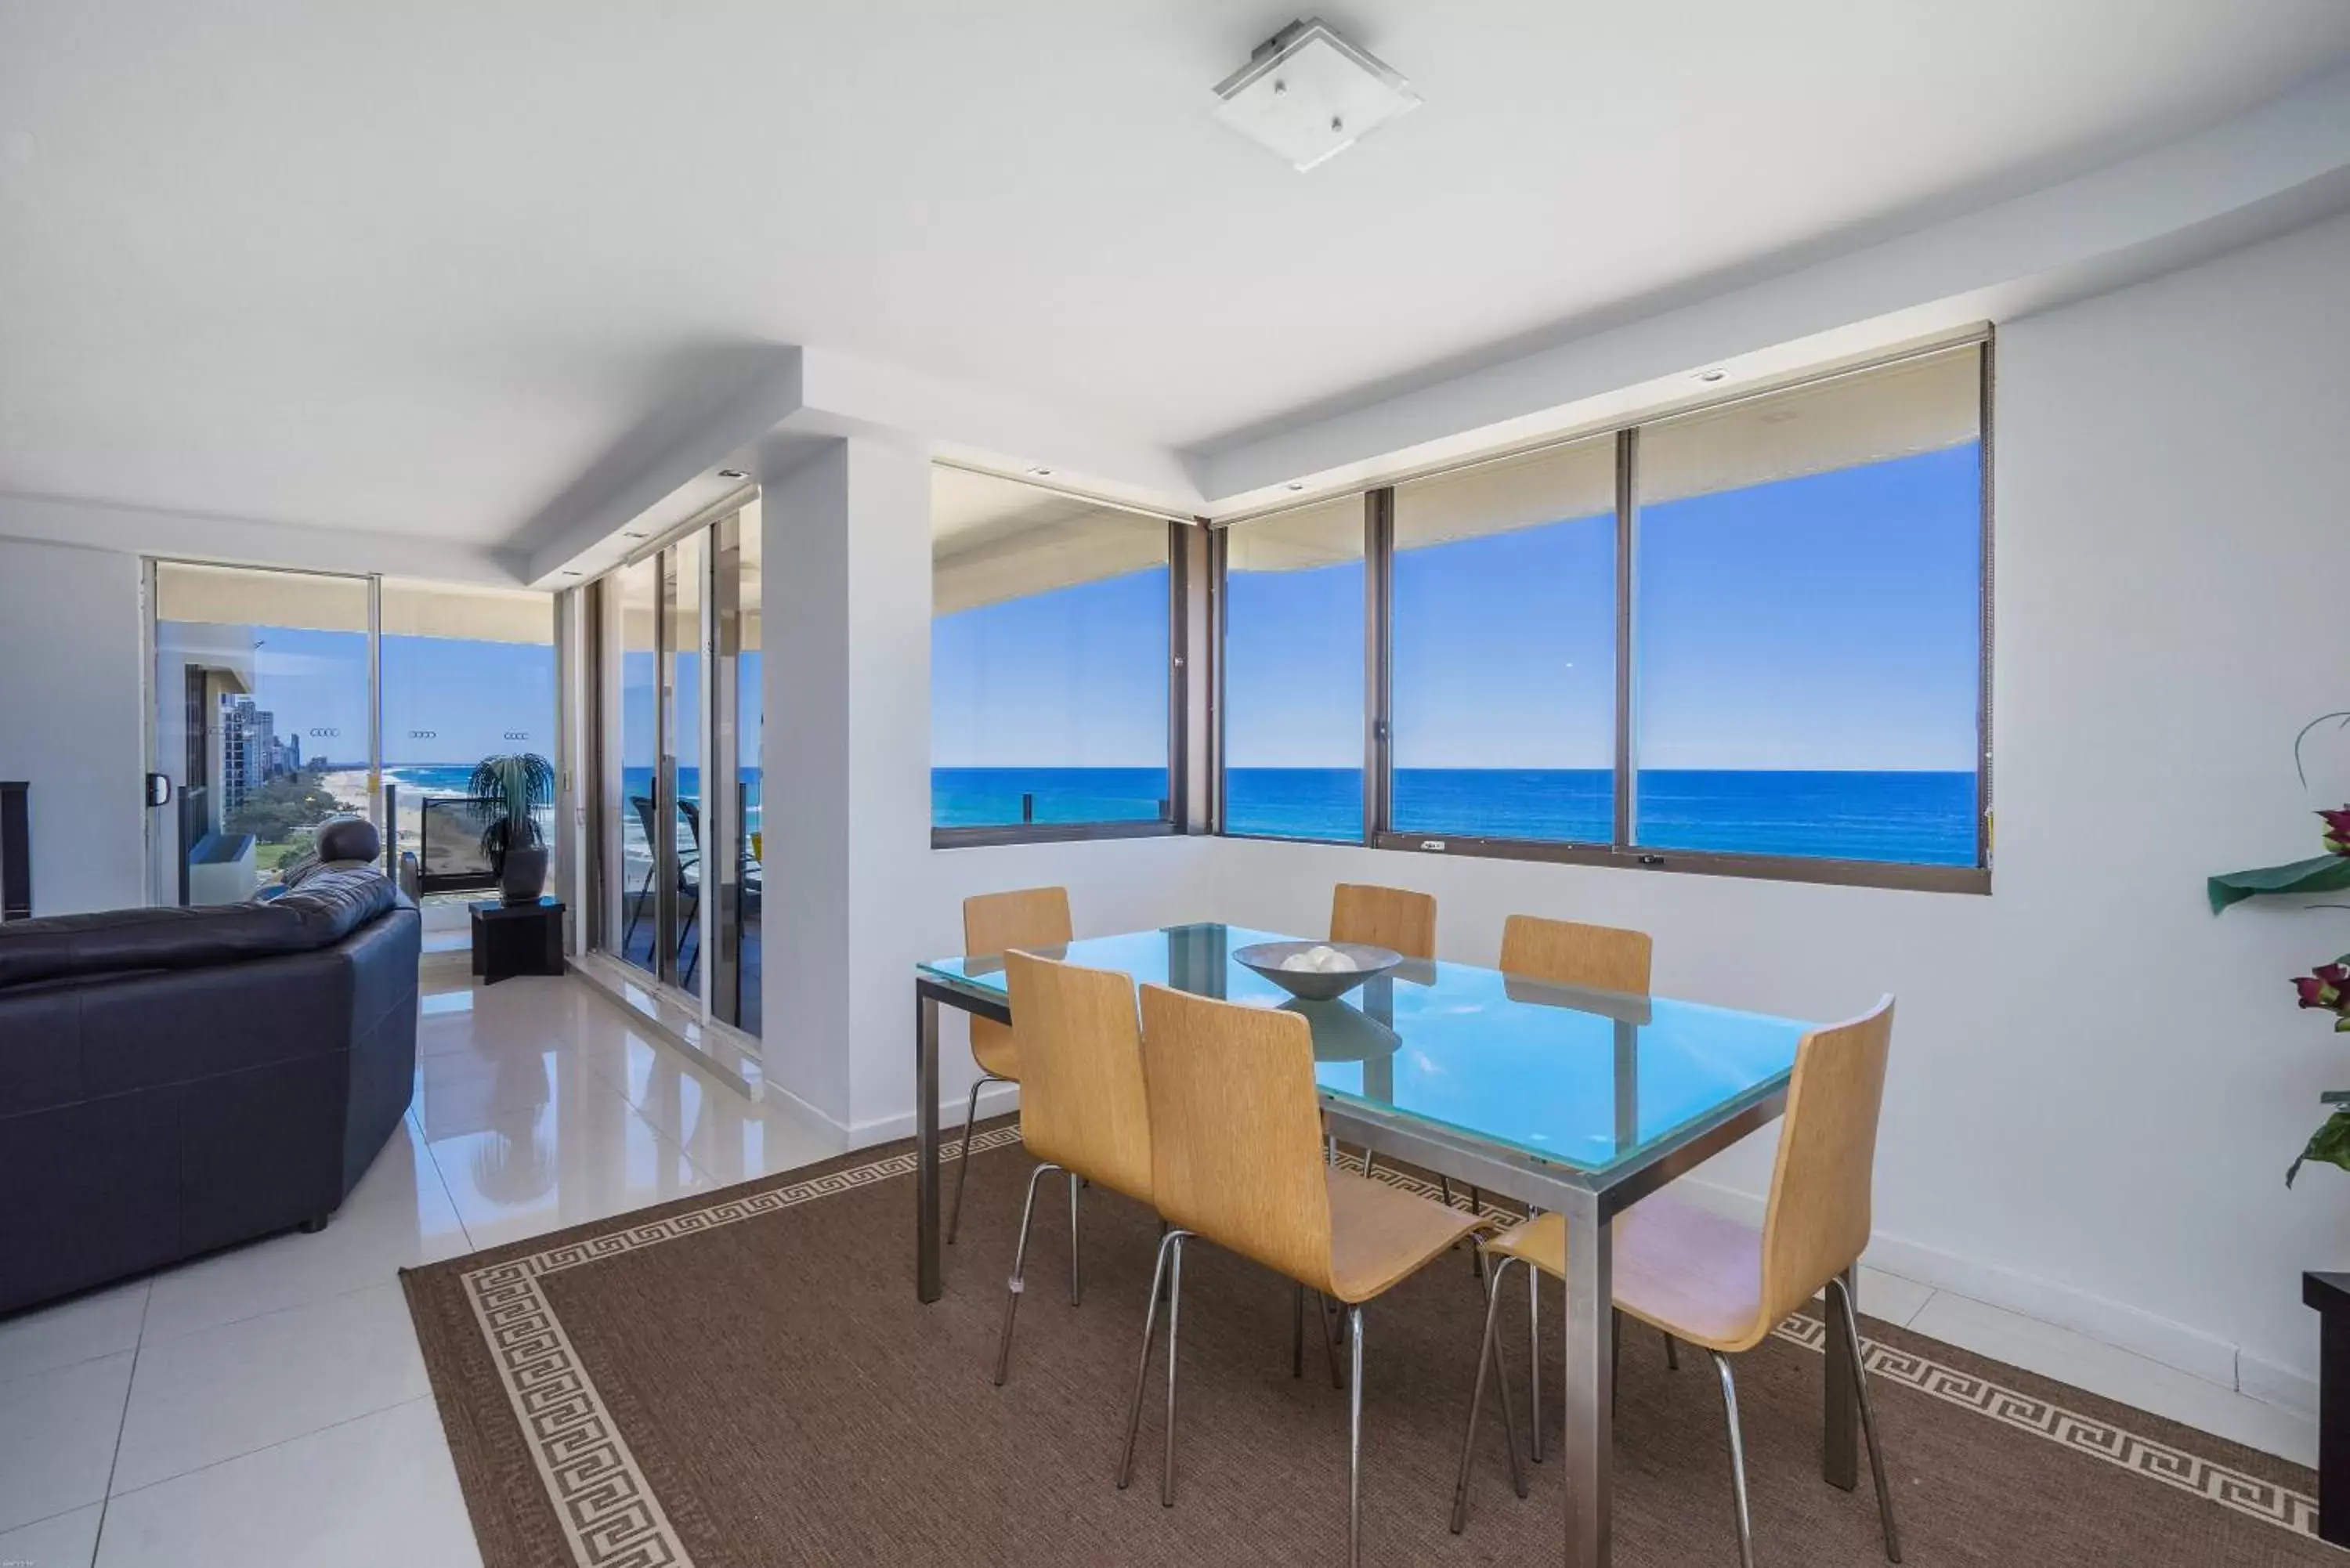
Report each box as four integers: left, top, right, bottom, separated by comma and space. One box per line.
934, 766, 1977, 866
388, 764, 1976, 866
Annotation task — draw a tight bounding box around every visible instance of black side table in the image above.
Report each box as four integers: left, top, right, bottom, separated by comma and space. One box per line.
470, 897, 566, 985
2307, 1270, 2350, 1545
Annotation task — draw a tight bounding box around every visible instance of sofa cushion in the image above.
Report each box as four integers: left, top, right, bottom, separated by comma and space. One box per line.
0, 870, 399, 992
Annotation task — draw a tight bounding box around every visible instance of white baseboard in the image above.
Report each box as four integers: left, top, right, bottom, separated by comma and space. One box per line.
848, 1080, 1021, 1148
1674, 1175, 2316, 1413
2238, 1346, 2320, 1417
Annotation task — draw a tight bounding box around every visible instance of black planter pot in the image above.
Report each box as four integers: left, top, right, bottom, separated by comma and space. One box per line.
498, 846, 549, 905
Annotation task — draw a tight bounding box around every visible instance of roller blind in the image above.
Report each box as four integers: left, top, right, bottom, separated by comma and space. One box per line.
154, 563, 369, 632
1221, 493, 1364, 573
381, 580, 553, 645
1395, 434, 1613, 550
1641, 343, 1980, 505
932, 468, 1169, 615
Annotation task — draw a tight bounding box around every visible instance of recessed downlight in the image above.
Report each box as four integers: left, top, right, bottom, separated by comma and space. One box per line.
718, 468, 747, 480
1026, 465, 1054, 477
621, 530, 647, 540
1696, 368, 1728, 383
1286, 482, 1307, 492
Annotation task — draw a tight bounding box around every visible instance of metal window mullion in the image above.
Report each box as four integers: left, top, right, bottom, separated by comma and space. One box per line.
1208, 524, 1228, 836
653, 546, 678, 988
1976, 333, 1997, 873
708, 517, 739, 1023
1364, 488, 1394, 844
366, 574, 383, 837
1613, 430, 1637, 851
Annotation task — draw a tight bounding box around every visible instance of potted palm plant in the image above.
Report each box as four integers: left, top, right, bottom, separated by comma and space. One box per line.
467, 752, 555, 905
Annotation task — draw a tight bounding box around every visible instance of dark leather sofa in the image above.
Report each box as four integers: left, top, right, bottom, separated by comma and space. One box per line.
0, 850, 421, 1314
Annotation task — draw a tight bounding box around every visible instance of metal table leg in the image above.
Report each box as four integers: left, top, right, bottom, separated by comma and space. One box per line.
1824, 1264, 1858, 1489
1561, 1190, 1614, 1567
916, 989, 941, 1303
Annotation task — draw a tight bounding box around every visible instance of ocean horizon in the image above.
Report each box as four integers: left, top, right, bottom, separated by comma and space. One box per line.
935, 764, 1977, 865
378, 763, 1976, 867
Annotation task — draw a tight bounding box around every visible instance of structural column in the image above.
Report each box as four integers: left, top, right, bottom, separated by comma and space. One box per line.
756, 434, 934, 1136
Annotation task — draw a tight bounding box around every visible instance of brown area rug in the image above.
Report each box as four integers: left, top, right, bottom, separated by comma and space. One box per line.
403, 1121, 2323, 1566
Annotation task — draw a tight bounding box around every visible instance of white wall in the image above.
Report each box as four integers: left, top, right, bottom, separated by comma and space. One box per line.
0, 537, 148, 915
758, 431, 1222, 1139
1200, 208, 2350, 1409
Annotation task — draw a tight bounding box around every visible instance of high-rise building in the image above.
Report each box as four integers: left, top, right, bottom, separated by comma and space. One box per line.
219, 696, 280, 816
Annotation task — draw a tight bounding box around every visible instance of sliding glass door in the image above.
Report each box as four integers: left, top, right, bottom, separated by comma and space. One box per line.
593, 500, 759, 1035
151, 565, 373, 904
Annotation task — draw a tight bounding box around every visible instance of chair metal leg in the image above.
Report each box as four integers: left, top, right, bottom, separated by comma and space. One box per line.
1319, 1291, 1348, 1389
1708, 1351, 1758, 1568
1068, 1170, 1083, 1306
1528, 1257, 1543, 1464
1346, 1304, 1366, 1568
1439, 1175, 1455, 1207
1117, 1227, 1180, 1490
1361, 1147, 1377, 1179
1451, 1253, 1529, 1534
1293, 1283, 1306, 1378
945, 1075, 986, 1245
992, 1162, 1061, 1386
1829, 1277, 1904, 1563
1666, 1332, 1681, 1371
1162, 1234, 1189, 1507
622, 865, 654, 952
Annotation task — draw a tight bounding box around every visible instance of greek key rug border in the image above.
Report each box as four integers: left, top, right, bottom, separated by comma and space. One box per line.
455, 1129, 2313, 1567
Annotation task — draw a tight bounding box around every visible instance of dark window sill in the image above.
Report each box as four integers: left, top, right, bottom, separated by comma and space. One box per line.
1366, 831, 1989, 894
931, 820, 1180, 850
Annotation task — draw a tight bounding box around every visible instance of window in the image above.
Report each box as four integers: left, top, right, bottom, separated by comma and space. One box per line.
378, 580, 558, 897
930, 469, 1172, 834
1391, 437, 1616, 843
152, 565, 371, 904
1222, 497, 1366, 841
1213, 338, 1990, 887
1633, 344, 1983, 866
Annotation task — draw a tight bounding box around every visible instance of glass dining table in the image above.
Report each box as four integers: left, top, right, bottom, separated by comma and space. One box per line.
913, 923, 1858, 1568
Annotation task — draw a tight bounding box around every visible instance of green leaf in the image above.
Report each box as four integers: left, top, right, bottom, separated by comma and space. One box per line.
2289, 1109, 2350, 1187
2208, 855, 2350, 913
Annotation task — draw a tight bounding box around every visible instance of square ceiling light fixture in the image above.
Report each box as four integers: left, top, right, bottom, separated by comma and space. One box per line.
1211, 18, 1420, 172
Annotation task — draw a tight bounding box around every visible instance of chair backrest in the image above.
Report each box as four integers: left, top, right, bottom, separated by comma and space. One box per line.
1004, 952, 1152, 1203
964, 886, 1073, 960
1329, 883, 1437, 961
964, 887, 1075, 1062
1499, 914, 1653, 995
1139, 983, 1336, 1295
1756, 996, 1896, 1324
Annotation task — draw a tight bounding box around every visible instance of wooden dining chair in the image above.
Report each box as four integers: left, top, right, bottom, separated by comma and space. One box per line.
1451, 998, 1903, 1568
949, 886, 1074, 1245
990, 951, 1153, 1385
1499, 913, 1653, 996
1329, 882, 1437, 960
1122, 983, 1519, 1567
1332, 883, 1439, 1184
1497, 913, 1661, 1454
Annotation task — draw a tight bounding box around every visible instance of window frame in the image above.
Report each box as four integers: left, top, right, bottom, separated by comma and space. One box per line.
1213, 332, 1996, 894
927, 509, 1199, 850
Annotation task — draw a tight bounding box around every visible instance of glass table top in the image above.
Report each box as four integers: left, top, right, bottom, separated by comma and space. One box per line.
918, 923, 1810, 1185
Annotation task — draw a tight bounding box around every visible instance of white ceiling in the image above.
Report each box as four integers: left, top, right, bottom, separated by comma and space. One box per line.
5, 2, 2349, 550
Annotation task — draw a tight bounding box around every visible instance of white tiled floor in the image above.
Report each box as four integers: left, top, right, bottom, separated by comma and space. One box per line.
0, 966, 841, 1568
0, 965, 2319, 1567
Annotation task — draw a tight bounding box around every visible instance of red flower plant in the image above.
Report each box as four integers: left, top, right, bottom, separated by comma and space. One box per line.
2323, 807, 2350, 856
2297, 963, 2350, 1030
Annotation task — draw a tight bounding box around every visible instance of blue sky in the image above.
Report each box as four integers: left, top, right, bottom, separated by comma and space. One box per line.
932, 568, 1171, 768
211, 443, 1980, 778
934, 443, 1983, 771
179, 630, 557, 769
